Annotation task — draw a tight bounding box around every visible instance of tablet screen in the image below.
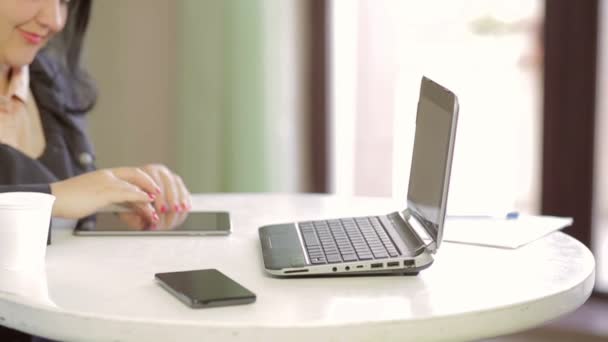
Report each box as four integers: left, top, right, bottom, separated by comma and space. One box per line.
74, 211, 231, 235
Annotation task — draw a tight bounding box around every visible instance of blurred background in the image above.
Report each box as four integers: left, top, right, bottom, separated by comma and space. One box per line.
83, 0, 606, 340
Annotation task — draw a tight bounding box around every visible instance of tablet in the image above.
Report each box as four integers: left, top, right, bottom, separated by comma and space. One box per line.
73, 211, 231, 236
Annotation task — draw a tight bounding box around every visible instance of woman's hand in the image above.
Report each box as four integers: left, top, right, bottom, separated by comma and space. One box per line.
141, 164, 192, 214
50, 168, 161, 223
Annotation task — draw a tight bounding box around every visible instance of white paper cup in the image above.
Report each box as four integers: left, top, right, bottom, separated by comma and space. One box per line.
0, 268, 55, 307
0, 192, 55, 272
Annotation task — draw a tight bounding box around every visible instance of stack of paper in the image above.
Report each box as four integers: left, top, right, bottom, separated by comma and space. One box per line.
443, 215, 573, 249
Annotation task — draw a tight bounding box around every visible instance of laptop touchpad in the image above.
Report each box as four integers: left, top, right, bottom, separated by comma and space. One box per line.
262, 224, 307, 268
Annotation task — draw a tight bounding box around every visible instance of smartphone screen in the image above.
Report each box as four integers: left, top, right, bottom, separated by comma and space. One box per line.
74, 212, 231, 235
155, 269, 256, 308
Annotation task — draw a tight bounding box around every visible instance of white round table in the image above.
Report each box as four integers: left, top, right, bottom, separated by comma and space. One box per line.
0, 194, 596, 341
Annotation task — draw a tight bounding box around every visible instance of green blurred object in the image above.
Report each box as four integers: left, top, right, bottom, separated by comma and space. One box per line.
175, 0, 268, 192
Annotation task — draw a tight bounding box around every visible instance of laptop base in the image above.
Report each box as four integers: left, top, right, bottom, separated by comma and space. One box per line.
260, 222, 434, 277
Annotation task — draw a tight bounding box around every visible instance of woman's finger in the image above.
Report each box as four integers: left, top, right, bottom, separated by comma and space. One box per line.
158, 209, 177, 230
143, 166, 167, 214
113, 167, 161, 197
109, 180, 156, 223
172, 211, 189, 229
158, 168, 179, 212
108, 180, 151, 204
118, 212, 145, 230
129, 202, 159, 229
174, 174, 191, 211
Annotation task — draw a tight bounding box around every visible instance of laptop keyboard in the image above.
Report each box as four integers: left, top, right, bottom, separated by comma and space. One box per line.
299, 216, 401, 265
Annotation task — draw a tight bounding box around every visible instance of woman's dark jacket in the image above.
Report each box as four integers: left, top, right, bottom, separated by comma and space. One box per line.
0, 52, 96, 193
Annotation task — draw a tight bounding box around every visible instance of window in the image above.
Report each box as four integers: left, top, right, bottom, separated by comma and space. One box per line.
330, 0, 544, 216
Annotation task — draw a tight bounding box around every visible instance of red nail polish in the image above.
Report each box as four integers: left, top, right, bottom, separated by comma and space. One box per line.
160, 205, 166, 213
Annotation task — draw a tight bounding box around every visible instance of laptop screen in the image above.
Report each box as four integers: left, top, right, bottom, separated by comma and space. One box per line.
406, 77, 458, 249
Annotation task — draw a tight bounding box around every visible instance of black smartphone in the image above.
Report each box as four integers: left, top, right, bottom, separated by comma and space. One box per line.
155, 269, 256, 308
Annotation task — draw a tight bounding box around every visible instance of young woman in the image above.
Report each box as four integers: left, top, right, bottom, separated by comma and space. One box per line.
0, 0, 191, 222
0, 0, 190, 339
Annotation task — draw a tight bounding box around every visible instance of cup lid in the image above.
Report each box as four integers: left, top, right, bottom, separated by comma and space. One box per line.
0, 192, 56, 209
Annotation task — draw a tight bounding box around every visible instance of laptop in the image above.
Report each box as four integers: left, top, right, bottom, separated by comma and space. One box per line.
258, 76, 459, 276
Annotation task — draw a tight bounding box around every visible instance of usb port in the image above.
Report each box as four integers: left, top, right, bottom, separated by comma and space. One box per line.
371, 263, 383, 269
404, 259, 415, 267
387, 261, 399, 267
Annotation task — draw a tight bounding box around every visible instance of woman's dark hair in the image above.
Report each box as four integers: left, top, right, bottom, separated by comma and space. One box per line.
42, 0, 97, 113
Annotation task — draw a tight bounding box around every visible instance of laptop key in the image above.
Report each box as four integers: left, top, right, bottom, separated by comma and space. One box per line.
309, 253, 324, 260
371, 247, 387, 254
308, 248, 323, 256
381, 238, 393, 247
310, 257, 327, 264
326, 254, 342, 263
386, 246, 398, 253
324, 248, 339, 256
307, 246, 323, 253
320, 241, 334, 248
301, 228, 314, 235
387, 250, 400, 257
342, 253, 358, 262
372, 251, 389, 259
338, 247, 353, 253
341, 250, 355, 257
376, 231, 391, 241
357, 253, 373, 260
338, 245, 354, 252
303, 232, 320, 247
338, 247, 353, 254
353, 247, 367, 253
355, 249, 371, 257
354, 245, 371, 252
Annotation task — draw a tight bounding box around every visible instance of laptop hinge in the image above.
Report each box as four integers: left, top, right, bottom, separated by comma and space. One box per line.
397, 210, 437, 253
